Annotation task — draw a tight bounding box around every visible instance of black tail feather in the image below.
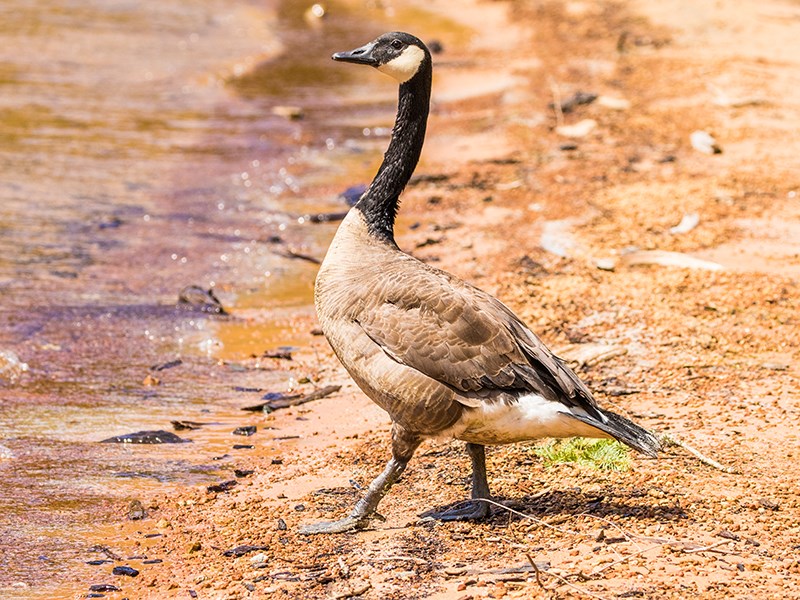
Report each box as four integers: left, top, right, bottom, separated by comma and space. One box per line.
567, 410, 661, 458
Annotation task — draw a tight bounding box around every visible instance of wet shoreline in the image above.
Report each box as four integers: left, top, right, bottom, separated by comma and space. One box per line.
0, 0, 404, 594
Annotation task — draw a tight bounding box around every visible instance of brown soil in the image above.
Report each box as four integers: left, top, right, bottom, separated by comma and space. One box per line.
79, 0, 800, 598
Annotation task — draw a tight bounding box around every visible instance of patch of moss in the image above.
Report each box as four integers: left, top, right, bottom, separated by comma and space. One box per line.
533, 438, 632, 471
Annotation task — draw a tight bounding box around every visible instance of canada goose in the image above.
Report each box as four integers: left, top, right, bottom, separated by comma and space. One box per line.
302, 32, 660, 535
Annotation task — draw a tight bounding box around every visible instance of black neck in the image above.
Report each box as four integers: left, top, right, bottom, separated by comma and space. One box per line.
355, 63, 431, 243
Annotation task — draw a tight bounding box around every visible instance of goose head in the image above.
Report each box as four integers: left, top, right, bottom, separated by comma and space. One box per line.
332, 32, 430, 84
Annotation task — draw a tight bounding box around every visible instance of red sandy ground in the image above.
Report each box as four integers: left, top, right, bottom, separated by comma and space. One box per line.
85, 0, 800, 598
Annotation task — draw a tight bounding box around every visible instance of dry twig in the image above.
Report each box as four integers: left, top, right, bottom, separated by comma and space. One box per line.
574, 512, 644, 552
548, 77, 565, 128
526, 553, 550, 594
680, 540, 734, 554
660, 433, 739, 473
364, 555, 429, 565
241, 385, 341, 412
527, 553, 611, 600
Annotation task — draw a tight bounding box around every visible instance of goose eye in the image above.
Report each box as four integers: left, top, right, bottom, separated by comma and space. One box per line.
391, 39, 403, 50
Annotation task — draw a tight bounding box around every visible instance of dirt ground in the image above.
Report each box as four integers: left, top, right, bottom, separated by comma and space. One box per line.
81, 0, 800, 598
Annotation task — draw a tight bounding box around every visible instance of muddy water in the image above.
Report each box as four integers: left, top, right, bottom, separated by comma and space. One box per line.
0, 0, 470, 596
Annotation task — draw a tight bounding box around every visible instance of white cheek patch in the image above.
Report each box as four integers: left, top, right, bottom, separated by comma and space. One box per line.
376, 45, 425, 83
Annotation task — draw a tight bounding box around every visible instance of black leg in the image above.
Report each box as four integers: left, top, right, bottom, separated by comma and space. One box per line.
427, 442, 491, 521
299, 424, 421, 535
467, 442, 491, 508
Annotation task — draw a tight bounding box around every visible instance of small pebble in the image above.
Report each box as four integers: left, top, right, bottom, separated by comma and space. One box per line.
112, 565, 139, 577
233, 426, 257, 437
595, 258, 617, 271
428, 39, 444, 54
177, 286, 226, 314
250, 552, 269, 568
551, 91, 597, 113
272, 105, 304, 120
0, 349, 29, 381
597, 95, 631, 110
690, 130, 722, 154
207, 480, 238, 494
0, 443, 14, 460
150, 359, 183, 371
89, 584, 120, 592
127, 499, 146, 520
556, 119, 597, 138
761, 361, 788, 371
100, 430, 187, 444
669, 213, 700, 235
223, 544, 269, 557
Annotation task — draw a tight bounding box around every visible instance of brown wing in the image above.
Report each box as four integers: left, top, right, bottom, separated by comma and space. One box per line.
355, 258, 601, 414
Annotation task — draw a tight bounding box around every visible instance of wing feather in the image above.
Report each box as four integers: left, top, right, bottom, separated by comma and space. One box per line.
356, 259, 601, 415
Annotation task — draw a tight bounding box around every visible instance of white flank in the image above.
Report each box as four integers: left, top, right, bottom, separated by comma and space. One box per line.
377, 45, 425, 83
443, 394, 610, 445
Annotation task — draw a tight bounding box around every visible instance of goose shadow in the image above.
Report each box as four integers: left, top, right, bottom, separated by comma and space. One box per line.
421, 486, 687, 525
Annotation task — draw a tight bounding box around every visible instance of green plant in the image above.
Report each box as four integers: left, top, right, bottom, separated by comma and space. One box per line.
532, 438, 632, 471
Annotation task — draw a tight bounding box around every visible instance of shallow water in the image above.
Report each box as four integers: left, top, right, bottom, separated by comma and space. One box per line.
0, 0, 470, 596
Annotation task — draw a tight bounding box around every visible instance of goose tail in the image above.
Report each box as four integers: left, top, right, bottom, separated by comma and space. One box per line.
567, 409, 661, 458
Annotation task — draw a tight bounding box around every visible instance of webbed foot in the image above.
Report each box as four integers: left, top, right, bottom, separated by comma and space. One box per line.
298, 515, 367, 535
424, 499, 490, 522
299, 427, 421, 535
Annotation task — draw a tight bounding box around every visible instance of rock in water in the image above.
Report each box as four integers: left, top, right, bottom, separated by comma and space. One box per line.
100, 430, 188, 444
272, 105, 304, 120
0, 349, 28, 382
89, 584, 120, 592
177, 285, 228, 315
0, 444, 14, 460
